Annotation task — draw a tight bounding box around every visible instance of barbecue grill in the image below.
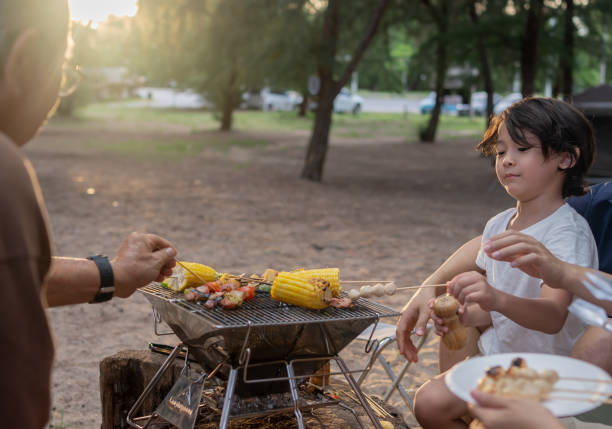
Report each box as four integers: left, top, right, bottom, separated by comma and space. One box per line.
127, 283, 400, 429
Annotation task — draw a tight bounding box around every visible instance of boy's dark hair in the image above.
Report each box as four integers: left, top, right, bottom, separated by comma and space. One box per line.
477, 97, 595, 198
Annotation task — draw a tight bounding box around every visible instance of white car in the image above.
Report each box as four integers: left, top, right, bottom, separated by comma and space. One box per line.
493, 93, 523, 116
242, 89, 302, 111
470, 91, 502, 116
334, 88, 363, 114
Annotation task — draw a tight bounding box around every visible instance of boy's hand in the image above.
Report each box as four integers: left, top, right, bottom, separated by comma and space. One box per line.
447, 271, 499, 312
484, 231, 564, 288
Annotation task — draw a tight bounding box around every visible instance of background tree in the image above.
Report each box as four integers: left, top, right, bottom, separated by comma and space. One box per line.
301, 0, 390, 181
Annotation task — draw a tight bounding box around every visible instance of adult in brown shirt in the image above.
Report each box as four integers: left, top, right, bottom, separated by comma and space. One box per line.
0, 1, 177, 427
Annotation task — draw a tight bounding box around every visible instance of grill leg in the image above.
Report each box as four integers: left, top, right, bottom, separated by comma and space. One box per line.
126, 343, 183, 429
334, 355, 383, 429
219, 367, 238, 429
285, 362, 306, 429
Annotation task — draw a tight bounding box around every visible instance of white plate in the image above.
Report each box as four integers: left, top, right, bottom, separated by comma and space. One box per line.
445, 353, 612, 417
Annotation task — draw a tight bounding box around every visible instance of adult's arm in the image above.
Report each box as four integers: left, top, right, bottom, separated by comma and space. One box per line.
44, 232, 176, 307
485, 231, 612, 313
396, 235, 482, 362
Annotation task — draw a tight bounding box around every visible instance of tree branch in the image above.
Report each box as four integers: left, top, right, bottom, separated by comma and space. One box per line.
334, 0, 390, 91
421, 0, 441, 24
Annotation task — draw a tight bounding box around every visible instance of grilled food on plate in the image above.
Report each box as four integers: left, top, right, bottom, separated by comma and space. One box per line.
477, 357, 559, 400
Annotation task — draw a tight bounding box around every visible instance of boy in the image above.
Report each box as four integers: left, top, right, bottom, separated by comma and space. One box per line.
414, 98, 599, 428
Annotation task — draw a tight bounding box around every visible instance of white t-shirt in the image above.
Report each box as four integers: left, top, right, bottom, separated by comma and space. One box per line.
476, 203, 598, 356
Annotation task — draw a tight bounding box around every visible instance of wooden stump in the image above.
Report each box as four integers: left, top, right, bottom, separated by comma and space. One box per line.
100, 350, 409, 429
99, 349, 196, 429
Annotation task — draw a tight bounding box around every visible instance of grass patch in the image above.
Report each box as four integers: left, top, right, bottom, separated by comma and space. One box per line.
83, 136, 268, 160
51, 101, 487, 143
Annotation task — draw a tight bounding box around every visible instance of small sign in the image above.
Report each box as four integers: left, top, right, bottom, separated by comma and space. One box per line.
155, 370, 205, 429
308, 75, 321, 96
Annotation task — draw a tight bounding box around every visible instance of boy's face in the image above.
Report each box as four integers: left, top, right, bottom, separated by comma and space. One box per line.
494, 123, 568, 202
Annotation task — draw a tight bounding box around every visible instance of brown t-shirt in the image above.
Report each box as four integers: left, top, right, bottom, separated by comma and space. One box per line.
0, 134, 54, 428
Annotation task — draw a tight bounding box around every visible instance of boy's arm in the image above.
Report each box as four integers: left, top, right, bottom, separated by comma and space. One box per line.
491, 284, 572, 334
461, 303, 492, 329
448, 272, 572, 334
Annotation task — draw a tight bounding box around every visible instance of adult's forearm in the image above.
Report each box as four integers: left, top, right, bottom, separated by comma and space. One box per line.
44, 257, 100, 307
558, 265, 612, 314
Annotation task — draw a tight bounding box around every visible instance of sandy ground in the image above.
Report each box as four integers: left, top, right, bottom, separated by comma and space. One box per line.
28, 117, 513, 428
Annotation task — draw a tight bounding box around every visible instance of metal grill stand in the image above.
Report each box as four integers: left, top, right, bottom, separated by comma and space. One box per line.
126, 284, 399, 429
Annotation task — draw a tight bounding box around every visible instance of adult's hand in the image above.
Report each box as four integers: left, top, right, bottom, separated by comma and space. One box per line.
396, 287, 436, 362
469, 389, 563, 429
484, 231, 564, 287
111, 232, 177, 298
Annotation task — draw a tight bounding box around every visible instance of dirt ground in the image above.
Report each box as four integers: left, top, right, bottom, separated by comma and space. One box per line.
28, 117, 512, 428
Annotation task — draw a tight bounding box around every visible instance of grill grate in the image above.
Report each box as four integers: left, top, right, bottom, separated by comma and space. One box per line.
140, 283, 399, 329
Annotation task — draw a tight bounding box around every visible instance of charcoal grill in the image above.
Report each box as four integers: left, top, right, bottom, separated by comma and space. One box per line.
127, 283, 400, 429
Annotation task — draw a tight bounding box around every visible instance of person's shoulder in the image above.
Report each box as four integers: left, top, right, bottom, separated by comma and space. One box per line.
589, 182, 612, 201
485, 207, 515, 226
542, 204, 595, 247
481, 207, 515, 237
568, 182, 612, 214
552, 203, 592, 230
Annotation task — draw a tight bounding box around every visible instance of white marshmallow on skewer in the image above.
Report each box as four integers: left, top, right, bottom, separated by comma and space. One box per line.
384, 282, 397, 296
348, 289, 361, 300
360, 285, 373, 298
373, 283, 385, 297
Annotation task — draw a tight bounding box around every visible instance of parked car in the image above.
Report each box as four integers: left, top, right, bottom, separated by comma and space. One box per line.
419, 92, 463, 115
309, 88, 364, 114
470, 91, 502, 116
242, 88, 302, 111
493, 92, 523, 116
334, 88, 363, 114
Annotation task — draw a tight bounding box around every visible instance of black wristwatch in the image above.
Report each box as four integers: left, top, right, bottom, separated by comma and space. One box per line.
87, 255, 115, 303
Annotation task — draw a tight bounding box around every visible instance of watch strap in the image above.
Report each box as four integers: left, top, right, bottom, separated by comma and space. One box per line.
87, 255, 115, 303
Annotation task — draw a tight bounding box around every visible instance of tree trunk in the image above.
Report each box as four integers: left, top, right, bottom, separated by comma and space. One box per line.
520, 0, 543, 97
301, 85, 335, 181
421, 0, 449, 143
298, 89, 309, 117
421, 6, 448, 142
301, 0, 389, 182
561, 0, 574, 101
220, 70, 238, 131
469, 1, 495, 125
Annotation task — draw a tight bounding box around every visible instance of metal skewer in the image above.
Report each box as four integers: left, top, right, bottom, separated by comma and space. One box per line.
560, 376, 612, 384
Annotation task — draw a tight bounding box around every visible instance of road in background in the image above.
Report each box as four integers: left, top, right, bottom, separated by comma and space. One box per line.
361, 96, 420, 113
127, 87, 422, 113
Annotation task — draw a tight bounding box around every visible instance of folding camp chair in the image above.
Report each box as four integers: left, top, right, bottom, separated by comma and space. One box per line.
355, 321, 431, 411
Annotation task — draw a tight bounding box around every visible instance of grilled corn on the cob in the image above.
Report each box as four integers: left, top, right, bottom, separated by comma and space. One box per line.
165, 262, 218, 292
271, 272, 332, 309
292, 268, 341, 297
